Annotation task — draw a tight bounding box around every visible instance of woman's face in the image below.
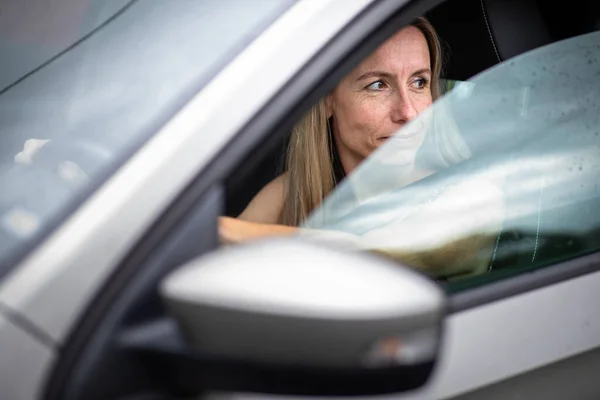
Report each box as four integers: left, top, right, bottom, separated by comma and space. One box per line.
327, 26, 433, 173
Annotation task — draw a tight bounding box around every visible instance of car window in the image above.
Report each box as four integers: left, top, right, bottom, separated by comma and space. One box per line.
0, 0, 295, 277
302, 30, 600, 290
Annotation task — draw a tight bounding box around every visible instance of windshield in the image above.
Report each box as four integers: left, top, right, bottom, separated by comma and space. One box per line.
0, 0, 294, 276
303, 31, 600, 287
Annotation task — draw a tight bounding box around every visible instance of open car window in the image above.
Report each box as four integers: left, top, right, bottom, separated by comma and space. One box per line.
302, 31, 600, 288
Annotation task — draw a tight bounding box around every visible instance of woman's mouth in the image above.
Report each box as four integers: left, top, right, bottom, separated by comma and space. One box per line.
377, 129, 420, 143
391, 129, 421, 140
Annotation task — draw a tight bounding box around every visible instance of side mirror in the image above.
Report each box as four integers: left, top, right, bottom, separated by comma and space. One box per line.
155, 239, 445, 396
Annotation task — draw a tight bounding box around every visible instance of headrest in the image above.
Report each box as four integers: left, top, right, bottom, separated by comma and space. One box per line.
427, 0, 553, 80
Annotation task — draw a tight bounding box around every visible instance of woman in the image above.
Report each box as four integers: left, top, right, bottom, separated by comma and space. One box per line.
220, 17, 503, 278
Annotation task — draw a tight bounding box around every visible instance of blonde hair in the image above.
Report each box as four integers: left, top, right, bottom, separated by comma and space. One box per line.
279, 17, 446, 227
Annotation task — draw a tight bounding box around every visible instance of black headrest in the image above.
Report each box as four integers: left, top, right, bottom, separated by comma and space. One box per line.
483, 0, 552, 60
427, 0, 553, 80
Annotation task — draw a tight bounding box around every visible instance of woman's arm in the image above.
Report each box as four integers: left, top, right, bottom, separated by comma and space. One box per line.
220, 171, 362, 247
218, 216, 297, 244
220, 174, 300, 244
219, 215, 369, 250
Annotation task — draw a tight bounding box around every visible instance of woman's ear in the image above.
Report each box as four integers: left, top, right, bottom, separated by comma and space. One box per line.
325, 94, 333, 118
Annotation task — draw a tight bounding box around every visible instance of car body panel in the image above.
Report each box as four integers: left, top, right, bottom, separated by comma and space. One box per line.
0, 311, 54, 400
212, 267, 600, 399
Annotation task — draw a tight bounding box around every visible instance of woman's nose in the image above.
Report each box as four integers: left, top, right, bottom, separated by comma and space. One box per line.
390, 90, 418, 123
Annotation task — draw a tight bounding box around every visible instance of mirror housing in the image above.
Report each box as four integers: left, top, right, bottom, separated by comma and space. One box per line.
158, 238, 445, 395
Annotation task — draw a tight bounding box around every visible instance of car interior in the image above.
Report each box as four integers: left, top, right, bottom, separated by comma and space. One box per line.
42, 0, 600, 399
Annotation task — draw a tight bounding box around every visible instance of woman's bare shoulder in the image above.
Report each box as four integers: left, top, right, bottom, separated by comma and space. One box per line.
237, 174, 287, 224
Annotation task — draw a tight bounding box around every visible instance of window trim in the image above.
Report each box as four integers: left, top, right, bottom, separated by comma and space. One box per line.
449, 250, 600, 312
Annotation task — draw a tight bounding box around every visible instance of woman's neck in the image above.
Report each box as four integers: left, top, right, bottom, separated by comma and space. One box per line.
338, 151, 362, 177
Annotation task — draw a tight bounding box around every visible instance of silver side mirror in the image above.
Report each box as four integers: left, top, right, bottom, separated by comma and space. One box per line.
159, 238, 446, 395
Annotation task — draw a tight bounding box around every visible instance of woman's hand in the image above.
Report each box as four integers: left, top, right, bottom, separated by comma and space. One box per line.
218, 216, 298, 245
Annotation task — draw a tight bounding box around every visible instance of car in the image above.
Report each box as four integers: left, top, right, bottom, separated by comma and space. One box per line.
0, 0, 599, 399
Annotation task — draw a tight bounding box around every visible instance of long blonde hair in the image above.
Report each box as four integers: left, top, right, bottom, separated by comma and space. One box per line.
279, 17, 445, 226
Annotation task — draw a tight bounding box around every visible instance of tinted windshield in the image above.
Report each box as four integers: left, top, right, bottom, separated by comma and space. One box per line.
303, 31, 600, 288
0, 0, 294, 275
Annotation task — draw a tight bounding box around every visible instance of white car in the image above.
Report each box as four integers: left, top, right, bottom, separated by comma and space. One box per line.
1, 0, 600, 399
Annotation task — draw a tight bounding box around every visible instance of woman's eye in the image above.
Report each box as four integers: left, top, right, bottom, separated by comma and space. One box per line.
366, 80, 386, 91
412, 77, 429, 89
